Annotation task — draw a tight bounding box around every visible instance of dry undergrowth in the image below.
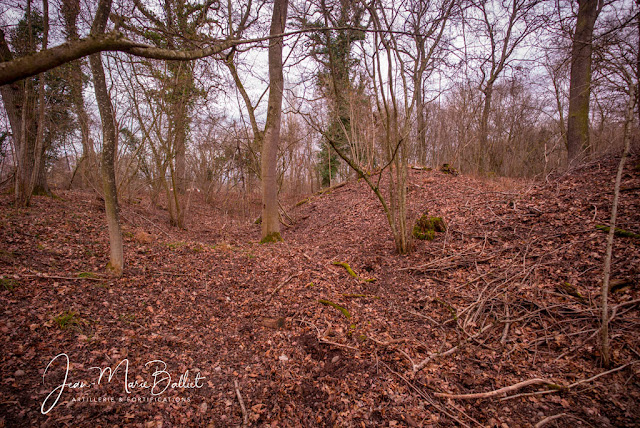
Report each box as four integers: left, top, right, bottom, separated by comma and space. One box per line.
0, 154, 638, 427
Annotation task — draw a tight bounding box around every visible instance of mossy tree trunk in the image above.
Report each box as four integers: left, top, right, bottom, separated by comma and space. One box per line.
89, 0, 123, 276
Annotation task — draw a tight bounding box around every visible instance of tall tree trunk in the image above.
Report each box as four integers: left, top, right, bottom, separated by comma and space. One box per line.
62, 0, 96, 189
29, 0, 49, 202
0, 30, 23, 149
479, 83, 494, 173
566, 0, 600, 165
416, 81, 427, 166
90, 0, 123, 276
260, 0, 288, 243
15, 82, 37, 205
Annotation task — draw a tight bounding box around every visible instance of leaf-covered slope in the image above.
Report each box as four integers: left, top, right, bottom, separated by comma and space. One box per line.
0, 154, 638, 427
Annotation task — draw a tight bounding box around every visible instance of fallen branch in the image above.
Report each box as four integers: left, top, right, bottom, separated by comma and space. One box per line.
435, 379, 560, 400
499, 361, 639, 401
21, 273, 104, 282
595, 225, 640, 239
278, 200, 295, 226
234, 379, 248, 428
332, 261, 376, 282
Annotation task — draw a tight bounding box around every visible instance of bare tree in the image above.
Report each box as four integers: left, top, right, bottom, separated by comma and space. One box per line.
470, 0, 542, 173
566, 0, 602, 164
89, 0, 123, 276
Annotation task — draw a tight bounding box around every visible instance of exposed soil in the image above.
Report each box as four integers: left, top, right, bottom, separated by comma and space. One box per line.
1, 154, 639, 427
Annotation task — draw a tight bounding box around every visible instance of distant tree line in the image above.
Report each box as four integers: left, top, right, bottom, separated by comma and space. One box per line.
0, 0, 637, 265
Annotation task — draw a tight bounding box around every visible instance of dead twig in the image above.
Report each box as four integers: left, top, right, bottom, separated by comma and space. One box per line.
534, 413, 568, 428
266, 273, 300, 304
413, 323, 494, 372
234, 379, 248, 428
379, 360, 474, 428
368, 336, 414, 367
21, 273, 104, 282
319, 338, 359, 351
567, 360, 639, 389
435, 378, 560, 400
500, 361, 639, 401
294, 318, 359, 351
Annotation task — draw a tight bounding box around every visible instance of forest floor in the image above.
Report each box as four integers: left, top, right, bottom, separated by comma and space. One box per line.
1, 154, 639, 427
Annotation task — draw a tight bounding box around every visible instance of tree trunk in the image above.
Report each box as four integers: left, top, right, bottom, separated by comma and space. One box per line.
90, 0, 123, 276
566, 0, 600, 165
0, 30, 23, 143
260, 0, 288, 243
1, 23, 39, 206
62, 0, 96, 189
416, 81, 427, 166
28, 0, 49, 202
600, 84, 636, 368
15, 82, 37, 205
479, 83, 494, 173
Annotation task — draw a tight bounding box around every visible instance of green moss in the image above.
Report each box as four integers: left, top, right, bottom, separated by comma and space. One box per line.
440, 163, 459, 176
32, 186, 52, 197
418, 215, 446, 232
166, 241, 188, 249
260, 232, 283, 244
332, 261, 376, 282
318, 299, 351, 319
1, 277, 17, 292
413, 213, 446, 240
53, 310, 80, 329
595, 225, 640, 239
77, 272, 96, 278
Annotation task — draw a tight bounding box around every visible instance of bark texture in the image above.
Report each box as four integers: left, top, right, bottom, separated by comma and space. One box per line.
89, 0, 123, 275
62, 0, 96, 189
566, 0, 600, 165
260, 0, 289, 242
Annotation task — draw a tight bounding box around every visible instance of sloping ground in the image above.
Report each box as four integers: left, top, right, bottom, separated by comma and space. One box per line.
0, 154, 638, 427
